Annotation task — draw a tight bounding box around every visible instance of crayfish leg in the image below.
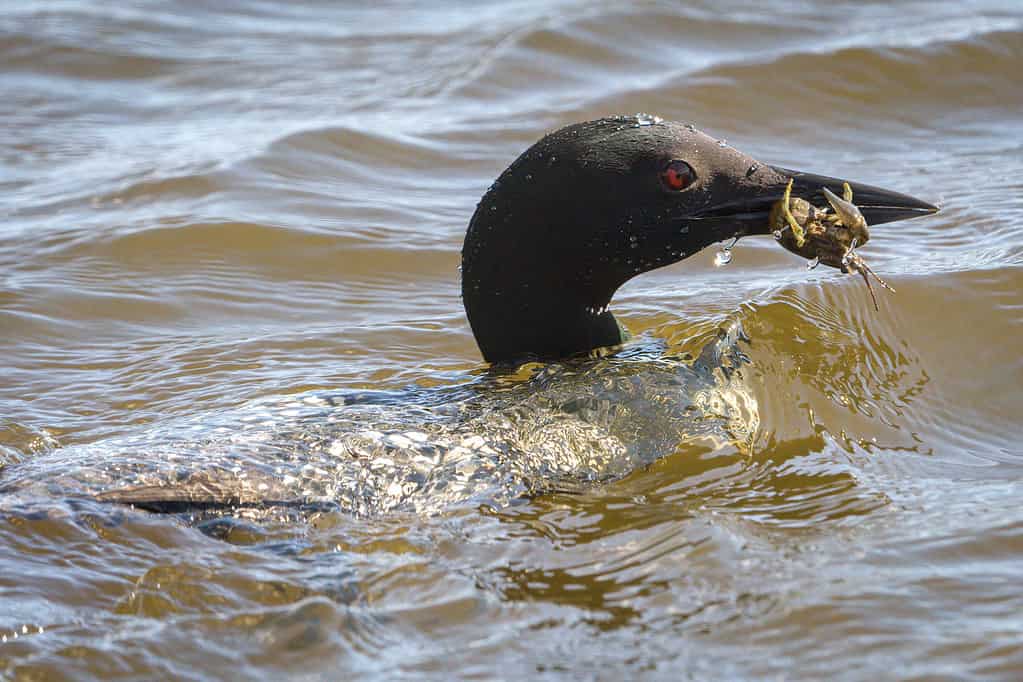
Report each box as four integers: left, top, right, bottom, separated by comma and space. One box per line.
781, 178, 806, 247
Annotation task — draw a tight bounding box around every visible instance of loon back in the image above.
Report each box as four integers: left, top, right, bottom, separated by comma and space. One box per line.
2, 326, 756, 517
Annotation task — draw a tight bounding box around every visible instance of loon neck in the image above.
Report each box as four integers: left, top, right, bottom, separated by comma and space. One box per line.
462, 278, 626, 364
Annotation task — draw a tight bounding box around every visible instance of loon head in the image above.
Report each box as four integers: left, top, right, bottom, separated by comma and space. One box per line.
461, 116, 936, 364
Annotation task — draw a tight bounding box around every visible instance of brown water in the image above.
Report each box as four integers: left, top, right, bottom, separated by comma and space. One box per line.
3, 1, 1023, 679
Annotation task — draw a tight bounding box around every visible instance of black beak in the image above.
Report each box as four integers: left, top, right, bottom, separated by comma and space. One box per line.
776, 167, 938, 226
688, 165, 938, 239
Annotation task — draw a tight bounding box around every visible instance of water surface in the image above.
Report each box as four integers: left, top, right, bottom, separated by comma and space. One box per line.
2, 1, 1023, 678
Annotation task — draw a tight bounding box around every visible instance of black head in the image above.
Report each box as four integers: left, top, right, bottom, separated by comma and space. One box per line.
461, 116, 935, 364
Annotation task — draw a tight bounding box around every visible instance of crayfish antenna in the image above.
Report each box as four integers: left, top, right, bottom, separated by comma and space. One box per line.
842, 236, 895, 311
846, 252, 894, 312
858, 264, 881, 312
858, 259, 895, 293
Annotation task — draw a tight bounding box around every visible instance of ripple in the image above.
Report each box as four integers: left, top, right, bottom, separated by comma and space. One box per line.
2, 1, 1023, 678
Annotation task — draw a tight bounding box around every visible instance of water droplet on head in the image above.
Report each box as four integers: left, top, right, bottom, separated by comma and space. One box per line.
773, 230, 783, 240
635, 112, 663, 127
684, 123, 696, 131
717, 139, 728, 148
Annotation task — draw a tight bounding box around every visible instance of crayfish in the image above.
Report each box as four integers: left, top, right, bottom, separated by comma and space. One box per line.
770, 179, 894, 311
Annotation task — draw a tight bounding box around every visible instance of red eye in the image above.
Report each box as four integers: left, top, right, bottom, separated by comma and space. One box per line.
661, 160, 695, 191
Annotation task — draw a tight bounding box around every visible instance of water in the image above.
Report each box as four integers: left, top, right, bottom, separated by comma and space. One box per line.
3, 1, 1023, 678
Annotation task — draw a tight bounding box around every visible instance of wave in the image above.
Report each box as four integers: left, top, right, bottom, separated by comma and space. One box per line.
581, 28, 1023, 133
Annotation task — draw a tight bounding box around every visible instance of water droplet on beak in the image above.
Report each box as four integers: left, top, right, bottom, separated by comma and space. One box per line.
714, 236, 737, 267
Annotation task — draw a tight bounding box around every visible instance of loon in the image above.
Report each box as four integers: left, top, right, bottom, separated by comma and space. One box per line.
0, 116, 937, 517
463, 116, 934, 364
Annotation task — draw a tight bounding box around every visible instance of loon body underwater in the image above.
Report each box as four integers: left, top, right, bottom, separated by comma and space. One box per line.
0, 116, 937, 517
